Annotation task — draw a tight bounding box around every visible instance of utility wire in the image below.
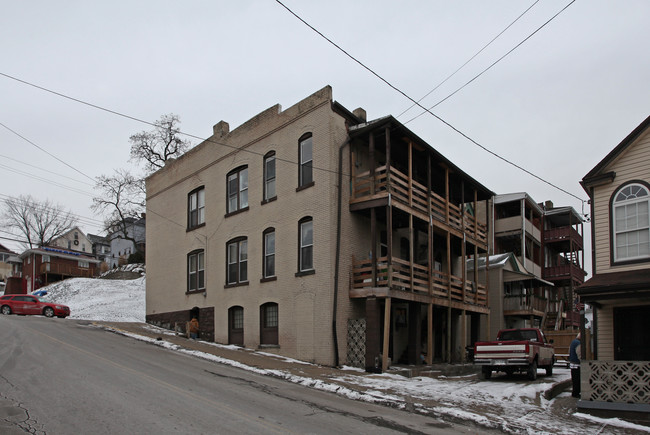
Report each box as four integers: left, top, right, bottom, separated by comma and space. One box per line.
274, 0, 584, 203
0, 153, 94, 186
404, 0, 577, 124
0, 121, 96, 183
0, 72, 345, 180
397, 0, 540, 119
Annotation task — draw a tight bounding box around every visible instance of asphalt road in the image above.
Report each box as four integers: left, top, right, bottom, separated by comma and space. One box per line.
0, 315, 489, 435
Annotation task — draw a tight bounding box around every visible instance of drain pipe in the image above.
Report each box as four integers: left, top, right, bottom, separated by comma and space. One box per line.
332, 137, 351, 368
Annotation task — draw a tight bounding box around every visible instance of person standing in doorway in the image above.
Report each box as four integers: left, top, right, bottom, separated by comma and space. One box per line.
569, 333, 581, 398
189, 316, 200, 339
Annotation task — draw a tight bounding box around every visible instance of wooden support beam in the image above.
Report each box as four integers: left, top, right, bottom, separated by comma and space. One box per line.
427, 303, 433, 364
382, 297, 392, 372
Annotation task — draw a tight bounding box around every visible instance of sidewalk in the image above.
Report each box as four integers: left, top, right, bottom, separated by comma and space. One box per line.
94, 321, 650, 434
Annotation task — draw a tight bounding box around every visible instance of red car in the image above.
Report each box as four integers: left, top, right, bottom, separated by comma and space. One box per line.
0, 294, 70, 318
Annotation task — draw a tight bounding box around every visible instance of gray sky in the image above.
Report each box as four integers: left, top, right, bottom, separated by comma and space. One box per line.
1, 1, 649, 271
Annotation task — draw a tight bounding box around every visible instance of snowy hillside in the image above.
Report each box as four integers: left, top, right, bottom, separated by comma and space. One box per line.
42, 273, 146, 323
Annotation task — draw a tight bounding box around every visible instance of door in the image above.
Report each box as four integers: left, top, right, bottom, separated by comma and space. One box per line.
614, 305, 650, 361
228, 306, 244, 346
260, 303, 278, 345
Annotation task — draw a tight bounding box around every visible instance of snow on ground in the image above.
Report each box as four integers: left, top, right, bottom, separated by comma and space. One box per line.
43, 275, 145, 322
37, 273, 650, 434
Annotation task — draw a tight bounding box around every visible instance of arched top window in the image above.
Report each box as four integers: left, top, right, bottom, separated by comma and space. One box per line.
298, 133, 313, 189
612, 182, 650, 263
263, 151, 276, 202
227, 166, 249, 214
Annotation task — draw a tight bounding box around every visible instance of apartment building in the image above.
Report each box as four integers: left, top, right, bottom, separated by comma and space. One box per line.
480, 193, 585, 335
145, 86, 492, 369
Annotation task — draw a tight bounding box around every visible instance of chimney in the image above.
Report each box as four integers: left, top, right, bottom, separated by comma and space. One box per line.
544, 200, 554, 210
353, 108, 367, 122
213, 121, 230, 138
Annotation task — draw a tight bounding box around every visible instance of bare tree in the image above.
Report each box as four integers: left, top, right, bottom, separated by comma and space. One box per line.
129, 113, 191, 173
2, 195, 77, 249
92, 169, 145, 254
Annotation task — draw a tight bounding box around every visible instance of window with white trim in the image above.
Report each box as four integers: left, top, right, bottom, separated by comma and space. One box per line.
299, 217, 313, 272
264, 152, 276, 202
263, 228, 275, 279
613, 183, 650, 262
299, 134, 313, 188
188, 187, 205, 229
188, 250, 205, 292
227, 167, 248, 214
227, 238, 248, 285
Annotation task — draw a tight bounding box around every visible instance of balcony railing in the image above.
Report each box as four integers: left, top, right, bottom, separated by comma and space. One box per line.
40, 263, 92, 278
351, 166, 487, 245
543, 263, 586, 283
544, 226, 583, 248
351, 256, 487, 307
503, 294, 547, 314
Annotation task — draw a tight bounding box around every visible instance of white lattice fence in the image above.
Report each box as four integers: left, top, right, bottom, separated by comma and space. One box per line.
347, 319, 366, 368
582, 361, 650, 404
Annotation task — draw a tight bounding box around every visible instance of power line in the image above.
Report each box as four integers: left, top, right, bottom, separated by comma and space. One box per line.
0, 121, 96, 183
0, 163, 95, 197
0, 72, 346, 180
274, 0, 585, 204
0, 153, 94, 186
397, 0, 540, 119
404, 0, 577, 124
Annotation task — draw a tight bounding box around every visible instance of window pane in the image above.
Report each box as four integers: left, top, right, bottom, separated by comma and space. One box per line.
264, 304, 278, 328
189, 254, 197, 273
301, 221, 313, 246
301, 245, 313, 271
266, 179, 276, 200
198, 270, 204, 289
233, 308, 243, 329
266, 156, 275, 179
300, 136, 313, 186
300, 137, 312, 163
240, 241, 248, 282
265, 255, 275, 277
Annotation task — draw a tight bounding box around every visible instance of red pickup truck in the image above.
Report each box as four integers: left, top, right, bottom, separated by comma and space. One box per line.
473, 328, 555, 380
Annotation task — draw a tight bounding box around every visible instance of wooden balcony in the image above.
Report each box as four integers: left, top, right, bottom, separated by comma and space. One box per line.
544, 226, 583, 249
543, 263, 586, 283
351, 166, 487, 246
503, 294, 547, 317
350, 256, 488, 309
40, 263, 93, 278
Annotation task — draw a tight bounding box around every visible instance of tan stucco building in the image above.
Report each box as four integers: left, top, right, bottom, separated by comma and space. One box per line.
146, 86, 493, 368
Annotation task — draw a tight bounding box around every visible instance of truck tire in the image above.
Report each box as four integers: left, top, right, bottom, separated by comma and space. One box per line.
481, 367, 492, 380
527, 360, 538, 381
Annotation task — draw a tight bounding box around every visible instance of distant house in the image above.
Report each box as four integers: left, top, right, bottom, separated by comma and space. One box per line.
0, 243, 17, 283
577, 115, 650, 414
107, 215, 146, 268
50, 226, 93, 255
87, 233, 111, 263
18, 247, 101, 292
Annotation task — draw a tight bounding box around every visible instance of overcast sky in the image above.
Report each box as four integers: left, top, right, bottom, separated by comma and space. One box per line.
1, 1, 649, 270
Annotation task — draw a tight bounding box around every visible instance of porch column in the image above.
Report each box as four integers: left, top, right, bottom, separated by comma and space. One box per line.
365, 297, 381, 372
371, 208, 377, 285
427, 303, 433, 364
408, 301, 422, 365
369, 132, 375, 195
382, 297, 392, 372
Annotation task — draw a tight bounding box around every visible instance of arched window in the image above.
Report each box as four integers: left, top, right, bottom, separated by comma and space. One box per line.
298, 133, 313, 189
188, 186, 205, 229
227, 166, 249, 214
260, 302, 278, 345
612, 183, 650, 262
187, 249, 205, 292
226, 237, 248, 285
263, 227, 276, 279
263, 151, 276, 202
298, 217, 314, 273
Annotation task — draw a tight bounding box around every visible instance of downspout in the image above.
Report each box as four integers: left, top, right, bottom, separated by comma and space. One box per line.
333, 136, 351, 368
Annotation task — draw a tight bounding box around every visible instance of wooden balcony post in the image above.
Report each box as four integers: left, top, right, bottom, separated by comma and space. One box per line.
427, 303, 433, 364
382, 297, 391, 372
387, 204, 393, 288
445, 168, 450, 225
369, 132, 375, 195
